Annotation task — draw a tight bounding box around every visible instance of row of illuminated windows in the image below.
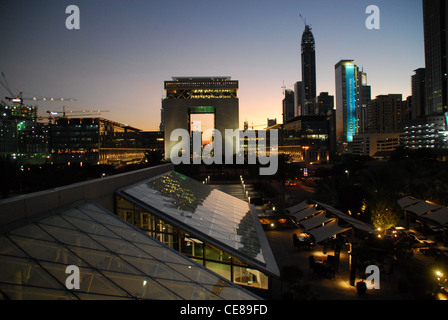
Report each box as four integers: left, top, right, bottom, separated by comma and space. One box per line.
165, 81, 238, 88
115, 196, 268, 290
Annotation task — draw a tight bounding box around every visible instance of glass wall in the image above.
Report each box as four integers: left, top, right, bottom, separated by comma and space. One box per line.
115, 195, 269, 290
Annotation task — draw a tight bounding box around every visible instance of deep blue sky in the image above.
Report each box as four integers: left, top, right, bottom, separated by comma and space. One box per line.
0, 0, 424, 130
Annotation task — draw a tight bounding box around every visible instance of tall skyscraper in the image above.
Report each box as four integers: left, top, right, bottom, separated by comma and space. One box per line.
356, 69, 371, 133
301, 25, 317, 115
423, 0, 448, 116
411, 68, 426, 119
335, 60, 358, 143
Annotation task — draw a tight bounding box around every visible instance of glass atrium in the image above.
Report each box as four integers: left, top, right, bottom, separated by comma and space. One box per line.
115, 171, 280, 291
0, 201, 260, 300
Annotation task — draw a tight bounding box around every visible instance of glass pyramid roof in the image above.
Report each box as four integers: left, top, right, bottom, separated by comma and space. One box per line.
0, 201, 260, 300
118, 171, 279, 277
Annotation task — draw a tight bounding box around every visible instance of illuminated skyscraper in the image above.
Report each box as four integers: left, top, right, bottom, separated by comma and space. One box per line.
335, 60, 358, 144
301, 25, 317, 115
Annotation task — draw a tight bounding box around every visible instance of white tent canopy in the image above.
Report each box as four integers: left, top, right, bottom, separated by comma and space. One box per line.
299, 212, 334, 231
307, 220, 351, 244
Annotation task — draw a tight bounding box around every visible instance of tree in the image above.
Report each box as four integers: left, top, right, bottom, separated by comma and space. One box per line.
369, 199, 401, 230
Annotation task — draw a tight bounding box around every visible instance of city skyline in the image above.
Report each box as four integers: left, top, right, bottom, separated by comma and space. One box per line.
0, 0, 424, 131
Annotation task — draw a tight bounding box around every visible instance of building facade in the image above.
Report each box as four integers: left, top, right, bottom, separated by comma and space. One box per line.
50, 117, 148, 165
282, 89, 295, 123
115, 171, 279, 292
0, 103, 49, 164
356, 70, 371, 134
280, 115, 332, 164
367, 94, 404, 133
335, 60, 358, 144
162, 77, 239, 161
412, 68, 426, 119
423, 0, 448, 116
402, 114, 448, 150
351, 132, 401, 158
316, 92, 334, 116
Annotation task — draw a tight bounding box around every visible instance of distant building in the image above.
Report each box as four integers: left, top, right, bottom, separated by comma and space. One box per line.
282, 89, 295, 123
351, 132, 401, 158
316, 92, 334, 116
367, 94, 404, 133
0, 103, 49, 164
161, 77, 239, 161
411, 68, 426, 119
335, 60, 358, 144
399, 1, 448, 153
402, 114, 448, 150
280, 115, 332, 164
50, 117, 148, 165
301, 25, 317, 115
294, 81, 303, 117
267, 118, 277, 128
423, 0, 448, 116
356, 70, 371, 133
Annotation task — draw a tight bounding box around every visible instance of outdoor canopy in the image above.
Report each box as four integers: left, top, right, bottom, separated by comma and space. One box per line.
421, 207, 448, 226
404, 201, 442, 216
397, 196, 420, 209
307, 220, 351, 244
313, 201, 374, 233
285, 200, 309, 215
289, 206, 322, 222
299, 212, 334, 231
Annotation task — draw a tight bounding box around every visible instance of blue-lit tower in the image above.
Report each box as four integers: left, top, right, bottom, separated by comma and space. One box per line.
335, 60, 358, 144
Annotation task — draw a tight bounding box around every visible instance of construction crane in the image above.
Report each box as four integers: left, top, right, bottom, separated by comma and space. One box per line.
46, 106, 109, 120
251, 123, 267, 129
0, 72, 76, 105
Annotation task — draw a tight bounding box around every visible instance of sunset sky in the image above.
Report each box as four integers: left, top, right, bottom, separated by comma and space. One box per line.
0, 0, 424, 131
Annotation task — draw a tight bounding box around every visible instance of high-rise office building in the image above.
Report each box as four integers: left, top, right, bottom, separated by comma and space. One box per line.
301, 25, 317, 115
335, 60, 358, 143
294, 81, 303, 117
423, 0, 448, 116
282, 89, 295, 123
356, 70, 371, 133
162, 77, 239, 161
316, 92, 334, 116
411, 68, 426, 119
367, 94, 404, 133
